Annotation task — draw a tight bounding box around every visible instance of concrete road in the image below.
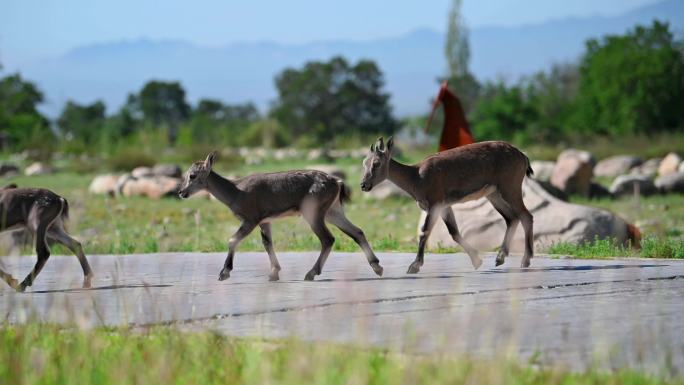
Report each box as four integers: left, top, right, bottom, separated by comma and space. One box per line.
1, 251, 682, 372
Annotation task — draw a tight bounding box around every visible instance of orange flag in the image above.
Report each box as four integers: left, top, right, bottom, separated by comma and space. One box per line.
425, 81, 475, 152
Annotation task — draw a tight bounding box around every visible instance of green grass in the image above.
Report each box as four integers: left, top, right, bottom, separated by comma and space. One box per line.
546, 237, 636, 259
1, 324, 680, 385
2, 155, 683, 258
641, 237, 684, 259
546, 236, 684, 259
2, 167, 423, 255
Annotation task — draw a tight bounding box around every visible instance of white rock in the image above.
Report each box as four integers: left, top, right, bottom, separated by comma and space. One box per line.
658, 152, 682, 176
530, 161, 555, 182
609, 174, 658, 197
152, 164, 182, 178
131, 166, 154, 178
550, 149, 595, 196
88, 174, 121, 196
655, 172, 684, 194
115, 173, 134, 196
594, 155, 642, 178
630, 158, 661, 178
423, 178, 634, 253
0, 163, 19, 177
307, 149, 324, 161
121, 176, 181, 199
24, 162, 54, 176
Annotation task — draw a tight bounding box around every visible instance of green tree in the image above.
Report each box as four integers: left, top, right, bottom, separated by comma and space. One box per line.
442, 0, 480, 115
128, 81, 190, 143
0, 72, 53, 151
471, 81, 538, 141
105, 103, 138, 139
445, 0, 469, 79
573, 21, 684, 135
239, 119, 289, 148
272, 56, 397, 144
524, 63, 579, 141
57, 100, 106, 145
190, 99, 260, 144
195, 99, 259, 122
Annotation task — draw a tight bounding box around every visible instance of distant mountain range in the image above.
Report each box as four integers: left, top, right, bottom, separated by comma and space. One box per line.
16, 0, 684, 118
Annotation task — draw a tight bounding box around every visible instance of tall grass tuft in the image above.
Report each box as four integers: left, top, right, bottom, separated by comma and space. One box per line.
641, 237, 684, 259
547, 236, 684, 259
546, 237, 634, 259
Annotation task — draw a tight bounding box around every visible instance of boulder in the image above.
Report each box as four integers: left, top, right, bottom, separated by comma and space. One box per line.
0, 163, 19, 177
550, 149, 595, 196
588, 182, 613, 200
120, 176, 181, 199
116, 173, 134, 196
364, 180, 410, 200
423, 178, 634, 253
307, 165, 347, 180
530, 161, 555, 182
88, 174, 120, 196
630, 158, 661, 178
594, 155, 642, 178
535, 180, 568, 201
307, 149, 325, 161
273, 148, 300, 160
349, 148, 368, 159
131, 166, 154, 178
329, 149, 351, 159
24, 162, 54, 176
609, 174, 658, 198
658, 152, 682, 176
655, 172, 684, 194
152, 164, 182, 178
244, 155, 264, 165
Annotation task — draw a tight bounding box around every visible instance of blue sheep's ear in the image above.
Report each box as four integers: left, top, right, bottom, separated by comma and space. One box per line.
205, 151, 217, 169
376, 137, 385, 152
386, 136, 394, 154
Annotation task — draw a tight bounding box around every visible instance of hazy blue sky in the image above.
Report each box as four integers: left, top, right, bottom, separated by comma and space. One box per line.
1, 0, 659, 65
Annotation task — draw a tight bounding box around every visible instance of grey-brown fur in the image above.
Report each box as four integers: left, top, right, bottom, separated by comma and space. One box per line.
361, 137, 534, 273
0, 186, 93, 291
179, 151, 382, 281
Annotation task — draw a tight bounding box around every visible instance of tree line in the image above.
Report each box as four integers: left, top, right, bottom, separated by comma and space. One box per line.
449, 20, 684, 143
1, 20, 683, 156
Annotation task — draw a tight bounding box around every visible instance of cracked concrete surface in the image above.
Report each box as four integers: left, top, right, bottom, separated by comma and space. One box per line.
1, 252, 682, 372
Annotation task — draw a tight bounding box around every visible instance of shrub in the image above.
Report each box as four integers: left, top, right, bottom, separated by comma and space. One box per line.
107, 148, 156, 171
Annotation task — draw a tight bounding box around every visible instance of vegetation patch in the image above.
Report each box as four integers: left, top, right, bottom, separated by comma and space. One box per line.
0, 324, 679, 385
546, 236, 684, 259
546, 238, 635, 259
640, 237, 684, 259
